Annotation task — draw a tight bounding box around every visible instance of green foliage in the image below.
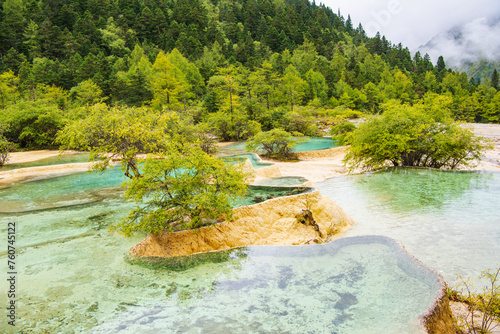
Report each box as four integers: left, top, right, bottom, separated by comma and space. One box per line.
0, 70, 19, 107
245, 129, 305, 160
325, 107, 364, 119
57, 103, 181, 179
453, 268, 500, 334
0, 124, 16, 166
0, 100, 64, 149
207, 111, 261, 142
1, 0, 500, 159
283, 112, 320, 137
492, 69, 499, 91
344, 100, 490, 171
330, 120, 355, 145
112, 143, 247, 236
57, 103, 247, 237
280, 65, 308, 111
69, 79, 105, 105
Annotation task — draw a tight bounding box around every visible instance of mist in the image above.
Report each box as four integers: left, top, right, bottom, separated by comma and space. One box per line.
319, 0, 500, 60
418, 17, 500, 68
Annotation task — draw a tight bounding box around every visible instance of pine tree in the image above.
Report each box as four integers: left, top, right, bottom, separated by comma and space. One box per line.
436, 55, 446, 81
491, 69, 499, 91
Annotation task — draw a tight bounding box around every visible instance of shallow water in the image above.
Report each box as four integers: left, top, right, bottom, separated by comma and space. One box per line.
0, 165, 303, 213
220, 137, 336, 154
0, 152, 91, 171
219, 153, 273, 169
0, 164, 443, 333
316, 168, 500, 285
91, 237, 440, 334
253, 176, 309, 187
0, 166, 127, 212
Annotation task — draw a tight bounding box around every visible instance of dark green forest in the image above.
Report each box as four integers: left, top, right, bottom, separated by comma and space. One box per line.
1, 0, 499, 151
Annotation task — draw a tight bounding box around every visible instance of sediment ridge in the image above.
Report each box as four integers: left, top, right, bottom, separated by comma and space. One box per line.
129, 189, 354, 259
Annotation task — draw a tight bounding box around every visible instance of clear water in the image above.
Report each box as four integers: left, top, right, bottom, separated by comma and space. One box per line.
316, 167, 500, 286
0, 166, 305, 214
219, 153, 273, 169
92, 237, 440, 334
0, 164, 442, 333
253, 176, 309, 187
0, 166, 127, 212
0, 152, 91, 171
220, 137, 337, 154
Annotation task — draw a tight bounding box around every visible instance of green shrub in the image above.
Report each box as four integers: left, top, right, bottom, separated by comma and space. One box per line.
344, 100, 490, 171
245, 129, 305, 160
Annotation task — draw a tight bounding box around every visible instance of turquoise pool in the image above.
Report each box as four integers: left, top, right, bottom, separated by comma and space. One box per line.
0, 165, 443, 333
0, 166, 305, 214
0, 152, 91, 171
92, 237, 441, 334
317, 167, 500, 285
220, 153, 273, 169
220, 137, 337, 154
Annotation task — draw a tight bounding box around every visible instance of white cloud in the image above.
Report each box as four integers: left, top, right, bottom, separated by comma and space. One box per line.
319, 0, 500, 51
419, 17, 500, 67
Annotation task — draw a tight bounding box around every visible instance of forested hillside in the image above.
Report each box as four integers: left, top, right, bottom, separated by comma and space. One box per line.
1, 0, 499, 151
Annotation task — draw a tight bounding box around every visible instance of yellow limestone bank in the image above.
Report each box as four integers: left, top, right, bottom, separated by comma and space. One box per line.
129, 190, 354, 258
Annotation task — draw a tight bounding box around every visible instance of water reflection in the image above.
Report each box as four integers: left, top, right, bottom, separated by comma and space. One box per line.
317, 168, 500, 285
354, 167, 492, 213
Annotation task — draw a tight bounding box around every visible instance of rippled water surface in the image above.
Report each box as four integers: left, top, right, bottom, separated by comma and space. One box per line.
220, 137, 336, 154
91, 237, 440, 334
317, 168, 500, 285
0, 165, 443, 333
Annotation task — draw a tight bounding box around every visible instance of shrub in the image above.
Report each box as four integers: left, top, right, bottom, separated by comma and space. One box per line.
113, 144, 248, 236
454, 268, 500, 334
344, 100, 490, 171
245, 129, 305, 160
0, 125, 16, 166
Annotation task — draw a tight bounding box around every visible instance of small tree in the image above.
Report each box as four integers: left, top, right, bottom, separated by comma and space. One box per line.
343, 100, 490, 171
0, 125, 16, 166
454, 268, 500, 334
57, 104, 180, 179
246, 129, 305, 160
112, 143, 247, 236
330, 119, 355, 145
491, 69, 499, 91
207, 111, 261, 142
69, 79, 106, 105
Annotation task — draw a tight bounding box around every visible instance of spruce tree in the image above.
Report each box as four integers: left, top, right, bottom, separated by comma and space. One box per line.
491, 68, 499, 90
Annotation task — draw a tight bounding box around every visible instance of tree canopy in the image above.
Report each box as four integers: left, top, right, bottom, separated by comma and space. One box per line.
341, 99, 491, 171
57, 103, 181, 178
0, 124, 16, 166
58, 104, 248, 236
246, 128, 305, 160
112, 143, 248, 236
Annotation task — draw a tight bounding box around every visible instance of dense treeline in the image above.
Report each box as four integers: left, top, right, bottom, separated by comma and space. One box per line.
0, 0, 499, 151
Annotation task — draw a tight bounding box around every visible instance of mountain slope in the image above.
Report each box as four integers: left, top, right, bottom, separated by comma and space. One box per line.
419, 17, 500, 79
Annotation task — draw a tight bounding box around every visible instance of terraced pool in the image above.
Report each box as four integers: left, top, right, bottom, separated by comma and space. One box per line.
1, 165, 477, 333
317, 167, 500, 285
219, 137, 337, 154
